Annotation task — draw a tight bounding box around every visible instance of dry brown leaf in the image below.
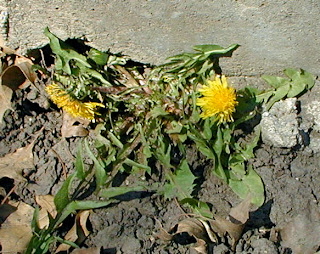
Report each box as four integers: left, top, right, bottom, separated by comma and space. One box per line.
1, 56, 37, 91
210, 215, 244, 249
70, 247, 100, 254
0, 140, 35, 181
35, 195, 57, 229
193, 238, 207, 254
280, 204, 320, 254
79, 210, 91, 237
175, 218, 211, 243
209, 197, 251, 249
55, 210, 91, 253
165, 218, 214, 254
0, 82, 13, 124
0, 203, 17, 225
0, 201, 34, 253
229, 195, 251, 224
155, 219, 173, 241
158, 198, 252, 253
61, 112, 89, 138
0, 128, 42, 181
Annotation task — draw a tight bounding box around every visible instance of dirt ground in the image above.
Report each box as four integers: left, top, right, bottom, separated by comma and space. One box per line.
0, 54, 320, 254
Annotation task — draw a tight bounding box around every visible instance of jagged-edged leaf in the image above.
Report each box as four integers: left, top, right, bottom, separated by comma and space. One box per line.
124, 158, 151, 174
229, 166, 265, 207
107, 131, 123, 149
93, 124, 111, 148
286, 68, 315, 97
154, 136, 172, 169
261, 75, 288, 89
88, 48, 108, 65
265, 83, 290, 110
193, 44, 239, 55
84, 139, 107, 189
188, 128, 215, 160
163, 160, 196, 200
44, 27, 90, 74
261, 68, 316, 110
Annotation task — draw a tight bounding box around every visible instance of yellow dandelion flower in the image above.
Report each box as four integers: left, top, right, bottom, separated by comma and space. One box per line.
45, 83, 104, 121
196, 75, 238, 124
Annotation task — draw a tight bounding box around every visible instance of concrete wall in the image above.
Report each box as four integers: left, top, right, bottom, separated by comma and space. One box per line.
3, 0, 320, 76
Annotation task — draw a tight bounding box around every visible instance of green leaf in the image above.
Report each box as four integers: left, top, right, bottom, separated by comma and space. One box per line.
75, 142, 85, 180
197, 59, 213, 75
229, 161, 246, 179
284, 68, 299, 79
54, 174, 76, 213
99, 185, 146, 199
213, 127, 223, 156
166, 121, 183, 134
213, 157, 227, 181
150, 106, 169, 118
55, 200, 114, 227
203, 118, 213, 140
261, 75, 288, 89
88, 48, 108, 65
266, 83, 290, 110
79, 66, 112, 86
84, 139, 107, 189
93, 124, 111, 148
286, 69, 315, 97
256, 90, 274, 104
193, 44, 239, 55
180, 198, 213, 218
287, 83, 305, 98
193, 44, 224, 52
55, 237, 80, 249
163, 160, 196, 201
229, 166, 265, 207
124, 158, 151, 174
198, 146, 215, 159
240, 128, 261, 160
108, 132, 123, 149
154, 136, 172, 169
188, 128, 215, 159
31, 206, 41, 234
262, 69, 315, 110
44, 27, 91, 74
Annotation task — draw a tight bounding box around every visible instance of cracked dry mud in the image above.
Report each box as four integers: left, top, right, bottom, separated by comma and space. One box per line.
0, 75, 320, 254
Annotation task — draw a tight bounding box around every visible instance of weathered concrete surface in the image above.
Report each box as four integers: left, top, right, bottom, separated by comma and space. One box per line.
3, 0, 320, 76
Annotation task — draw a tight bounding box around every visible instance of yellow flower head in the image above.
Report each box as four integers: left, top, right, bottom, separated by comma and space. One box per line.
196, 75, 238, 124
45, 83, 104, 121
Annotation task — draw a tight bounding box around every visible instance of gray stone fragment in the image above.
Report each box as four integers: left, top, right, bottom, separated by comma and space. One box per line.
305, 100, 320, 132
308, 130, 320, 153
260, 98, 298, 148
251, 238, 278, 254
299, 80, 320, 153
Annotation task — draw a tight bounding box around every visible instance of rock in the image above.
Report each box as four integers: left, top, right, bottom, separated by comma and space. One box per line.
260, 98, 298, 148
299, 80, 320, 153
251, 238, 278, 254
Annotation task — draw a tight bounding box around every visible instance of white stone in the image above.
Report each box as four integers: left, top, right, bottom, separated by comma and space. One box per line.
261, 98, 298, 147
